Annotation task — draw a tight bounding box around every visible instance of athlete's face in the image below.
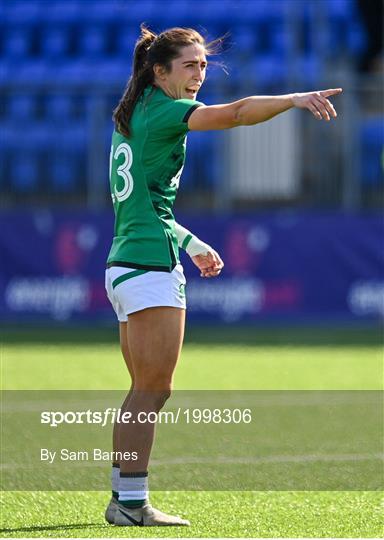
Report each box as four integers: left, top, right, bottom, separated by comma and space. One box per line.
154, 43, 207, 100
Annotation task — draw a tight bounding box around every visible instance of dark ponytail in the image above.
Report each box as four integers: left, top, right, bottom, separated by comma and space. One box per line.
113, 24, 223, 138
113, 24, 156, 138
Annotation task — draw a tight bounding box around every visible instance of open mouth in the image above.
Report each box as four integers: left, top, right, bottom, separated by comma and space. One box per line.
185, 87, 199, 98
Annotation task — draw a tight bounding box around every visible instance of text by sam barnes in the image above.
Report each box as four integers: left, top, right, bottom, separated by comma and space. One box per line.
40, 448, 138, 463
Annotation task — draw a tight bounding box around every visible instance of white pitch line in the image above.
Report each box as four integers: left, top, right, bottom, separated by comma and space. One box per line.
150, 452, 384, 466
2, 394, 381, 412
1, 452, 383, 469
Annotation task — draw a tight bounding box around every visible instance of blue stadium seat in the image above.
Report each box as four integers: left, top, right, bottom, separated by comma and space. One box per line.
44, 95, 74, 119
347, 21, 366, 55
60, 59, 125, 87
10, 152, 39, 192
1, 123, 20, 150
230, 26, 257, 56
24, 122, 52, 150
3, 122, 52, 151
54, 59, 94, 83
5, 119, 87, 156
163, 0, 194, 26
328, 18, 349, 53
230, 0, 286, 24
10, 60, 51, 84
50, 153, 78, 191
2, 118, 87, 155
325, 0, 359, 54
291, 54, 321, 87
93, 59, 126, 84
105, 125, 113, 146
3, 27, 32, 58
56, 124, 87, 152
270, 25, 293, 55
325, 0, 352, 22
116, 0, 159, 25
78, 26, 108, 57
250, 55, 288, 89
361, 119, 384, 186
77, 1, 121, 23
116, 28, 138, 57
0, 60, 12, 83
40, 27, 70, 58
183, 130, 216, 189
196, 90, 218, 107
40, 1, 82, 23
7, 95, 36, 119
3, 1, 43, 24
206, 58, 241, 96
205, 63, 229, 85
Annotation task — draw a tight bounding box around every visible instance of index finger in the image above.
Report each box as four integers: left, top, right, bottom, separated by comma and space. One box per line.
320, 88, 343, 98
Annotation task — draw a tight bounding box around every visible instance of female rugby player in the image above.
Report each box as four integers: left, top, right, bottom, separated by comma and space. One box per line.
104, 24, 342, 527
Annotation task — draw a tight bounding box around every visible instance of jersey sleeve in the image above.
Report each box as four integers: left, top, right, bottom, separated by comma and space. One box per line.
149, 98, 204, 138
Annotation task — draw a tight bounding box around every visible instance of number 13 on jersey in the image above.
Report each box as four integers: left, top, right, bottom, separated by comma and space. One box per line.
109, 142, 134, 203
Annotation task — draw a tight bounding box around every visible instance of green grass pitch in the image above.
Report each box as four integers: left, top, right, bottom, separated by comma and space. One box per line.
1, 324, 383, 538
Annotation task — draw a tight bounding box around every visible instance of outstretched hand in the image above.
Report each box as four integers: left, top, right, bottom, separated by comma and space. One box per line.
191, 249, 224, 278
292, 88, 343, 121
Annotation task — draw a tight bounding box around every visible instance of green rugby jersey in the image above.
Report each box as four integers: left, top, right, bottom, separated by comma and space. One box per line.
107, 85, 203, 271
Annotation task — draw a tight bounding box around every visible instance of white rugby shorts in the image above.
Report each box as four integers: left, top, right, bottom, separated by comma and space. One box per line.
105, 263, 186, 322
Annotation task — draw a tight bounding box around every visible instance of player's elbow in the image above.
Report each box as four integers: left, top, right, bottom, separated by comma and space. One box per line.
233, 105, 254, 127
228, 109, 243, 128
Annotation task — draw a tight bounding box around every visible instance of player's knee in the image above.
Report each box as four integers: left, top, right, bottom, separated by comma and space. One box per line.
148, 384, 172, 410
134, 380, 172, 410
133, 388, 171, 412
154, 388, 171, 410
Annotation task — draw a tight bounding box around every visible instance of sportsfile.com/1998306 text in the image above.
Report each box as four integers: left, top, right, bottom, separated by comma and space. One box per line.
40, 408, 252, 427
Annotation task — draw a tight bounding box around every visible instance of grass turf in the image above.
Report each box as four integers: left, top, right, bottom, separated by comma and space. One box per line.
1, 491, 383, 538
1, 325, 383, 537
2, 325, 382, 390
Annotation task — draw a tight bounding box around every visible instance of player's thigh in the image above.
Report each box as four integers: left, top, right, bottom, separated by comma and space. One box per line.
127, 306, 185, 388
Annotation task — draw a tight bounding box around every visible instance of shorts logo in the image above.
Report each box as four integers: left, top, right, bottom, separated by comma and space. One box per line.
179, 283, 186, 298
